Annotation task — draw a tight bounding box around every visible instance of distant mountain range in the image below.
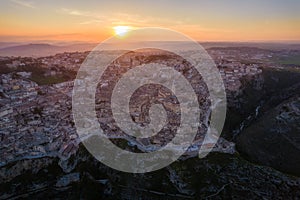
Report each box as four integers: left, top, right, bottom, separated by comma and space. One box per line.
0, 42, 299, 57
0, 43, 97, 57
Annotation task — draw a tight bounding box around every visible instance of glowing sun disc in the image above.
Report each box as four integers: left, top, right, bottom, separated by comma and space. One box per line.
113, 26, 131, 37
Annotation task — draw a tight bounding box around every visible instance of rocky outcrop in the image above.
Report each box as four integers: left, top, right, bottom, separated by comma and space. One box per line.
1, 147, 300, 199
223, 67, 300, 141
237, 96, 300, 176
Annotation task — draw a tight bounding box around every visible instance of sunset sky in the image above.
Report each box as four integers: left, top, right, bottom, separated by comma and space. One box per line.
1, 0, 300, 43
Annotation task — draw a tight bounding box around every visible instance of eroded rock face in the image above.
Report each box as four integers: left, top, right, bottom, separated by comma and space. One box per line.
237, 96, 300, 176
1, 147, 300, 199
223, 67, 300, 141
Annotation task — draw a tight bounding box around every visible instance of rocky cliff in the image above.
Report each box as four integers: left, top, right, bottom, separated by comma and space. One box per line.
237, 96, 300, 176
1, 145, 300, 199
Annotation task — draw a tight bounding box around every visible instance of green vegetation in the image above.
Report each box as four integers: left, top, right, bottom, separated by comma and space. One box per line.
29, 74, 68, 85
272, 54, 300, 65
0, 63, 76, 85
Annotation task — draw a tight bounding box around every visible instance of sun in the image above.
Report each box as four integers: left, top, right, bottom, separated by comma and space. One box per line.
113, 26, 131, 37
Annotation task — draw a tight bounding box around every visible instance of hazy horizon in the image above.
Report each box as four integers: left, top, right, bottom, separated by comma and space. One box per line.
1, 40, 300, 46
